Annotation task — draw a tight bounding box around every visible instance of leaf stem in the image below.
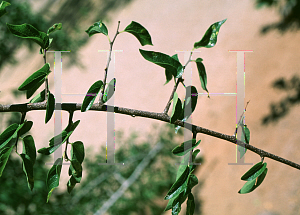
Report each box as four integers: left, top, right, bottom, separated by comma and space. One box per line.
99, 21, 121, 104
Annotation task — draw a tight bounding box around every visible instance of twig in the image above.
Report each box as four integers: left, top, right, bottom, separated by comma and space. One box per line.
99, 21, 121, 104
1, 101, 300, 170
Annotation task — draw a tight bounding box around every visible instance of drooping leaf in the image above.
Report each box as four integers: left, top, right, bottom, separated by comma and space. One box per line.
194, 58, 209, 95
6, 23, 50, 49
71, 141, 85, 164
0, 146, 13, 177
186, 193, 195, 215
38, 120, 80, 155
103, 78, 116, 103
47, 23, 62, 35
45, 92, 55, 123
194, 19, 226, 49
183, 85, 198, 118
81, 80, 103, 112
238, 124, 251, 158
170, 92, 184, 123
67, 175, 78, 194
85, 21, 108, 37
19, 153, 34, 190
124, 21, 153, 46
241, 162, 267, 181
238, 168, 268, 194
18, 63, 51, 92
22, 135, 36, 165
46, 158, 62, 202
18, 120, 33, 137
29, 90, 46, 103
0, 124, 19, 150
172, 139, 201, 156
0, 1, 10, 18
164, 54, 179, 85
139, 49, 183, 78
164, 167, 191, 200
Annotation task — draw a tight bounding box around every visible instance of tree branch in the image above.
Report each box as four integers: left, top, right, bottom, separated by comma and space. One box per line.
0, 101, 299, 170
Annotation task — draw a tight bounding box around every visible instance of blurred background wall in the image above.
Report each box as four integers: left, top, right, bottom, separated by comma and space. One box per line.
1, 0, 300, 214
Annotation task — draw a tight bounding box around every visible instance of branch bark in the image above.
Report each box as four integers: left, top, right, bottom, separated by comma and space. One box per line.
1, 101, 299, 170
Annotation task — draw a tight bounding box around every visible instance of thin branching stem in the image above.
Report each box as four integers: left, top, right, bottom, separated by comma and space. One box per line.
99, 21, 121, 104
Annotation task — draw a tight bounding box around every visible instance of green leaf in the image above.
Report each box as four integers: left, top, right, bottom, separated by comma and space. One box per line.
0, 124, 19, 150
139, 49, 183, 78
187, 174, 198, 189
124, 21, 153, 46
19, 154, 34, 190
22, 135, 36, 165
164, 54, 179, 85
71, 141, 85, 164
85, 21, 108, 37
171, 202, 181, 215
18, 121, 33, 137
164, 167, 191, 200
26, 79, 45, 99
81, 80, 103, 112
6, 23, 50, 49
194, 58, 209, 95
67, 175, 78, 193
103, 78, 116, 103
238, 124, 251, 158
194, 19, 226, 49
29, 90, 45, 103
0, 1, 10, 18
18, 63, 51, 92
38, 120, 80, 155
192, 149, 200, 163
241, 162, 267, 181
172, 139, 201, 156
0, 146, 13, 177
170, 92, 184, 123
186, 193, 195, 215
45, 92, 55, 123
183, 85, 198, 118
238, 168, 268, 194
46, 158, 62, 202
47, 23, 62, 35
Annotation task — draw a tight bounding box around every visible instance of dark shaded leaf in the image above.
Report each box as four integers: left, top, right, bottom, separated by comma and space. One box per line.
18, 121, 33, 137
194, 19, 226, 49
183, 85, 198, 118
7, 23, 50, 49
46, 158, 62, 202
22, 135, 36, 165
81, 80, 103, 112
186, 193, 195, 215
45, 92, 55, 123
195, 58, 209, 95
170, 92, 184, 123
238, 168, 268, 194
124, 21, 153, 46
19, 153, 34, 190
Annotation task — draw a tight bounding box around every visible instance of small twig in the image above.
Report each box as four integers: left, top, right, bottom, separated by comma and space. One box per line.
99, 21, 121, 104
